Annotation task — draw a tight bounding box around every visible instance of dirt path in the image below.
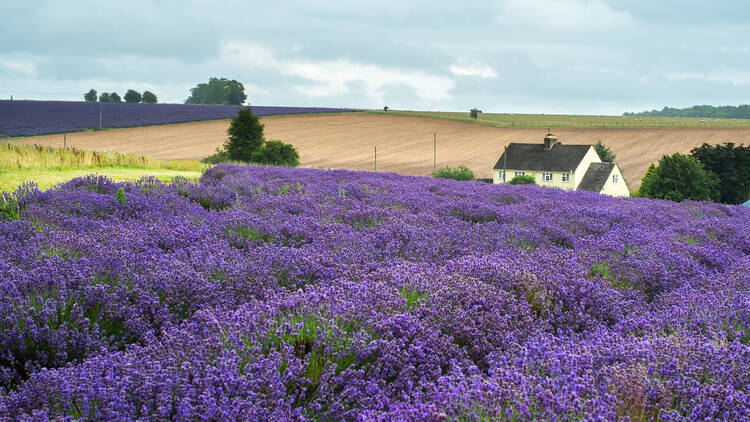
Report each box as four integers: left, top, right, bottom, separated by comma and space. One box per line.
14, 113, 750, 189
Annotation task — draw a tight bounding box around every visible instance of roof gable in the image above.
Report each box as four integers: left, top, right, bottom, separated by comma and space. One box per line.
493, 143, 593, 172
578, 162, 615, 192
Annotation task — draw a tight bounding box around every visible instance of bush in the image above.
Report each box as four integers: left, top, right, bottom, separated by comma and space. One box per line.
432, 165, 475, 181
509, 175, 536, 185
142, 91, 158, 104
124, 90, 142, 104
251, 140, 299, 167
84, 89, 97, 102
225, 108, 265, 162
639, 153, 719, 202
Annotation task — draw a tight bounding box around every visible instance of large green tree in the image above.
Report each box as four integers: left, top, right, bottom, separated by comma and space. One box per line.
84, 89, 97, 102
124, 89, 142, 103
185, 77, 247, 105
109, 92, 122, 103
690, 142, 750, 204
98, 92, 111, 102
639, 153, 719, 202
593, 139, 616, 163
224, 108, 265, 161
142, 91, 158, 104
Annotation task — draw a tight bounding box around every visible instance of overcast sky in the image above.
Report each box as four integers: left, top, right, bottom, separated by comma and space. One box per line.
1, 0, 749, 114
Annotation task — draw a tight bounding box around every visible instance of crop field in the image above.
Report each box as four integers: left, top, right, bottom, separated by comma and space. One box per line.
377, 109, 750, 129
0, 143, 204, 191
0, 164, 748, 419
12, 113, 750, 190
0, 100, 354, 137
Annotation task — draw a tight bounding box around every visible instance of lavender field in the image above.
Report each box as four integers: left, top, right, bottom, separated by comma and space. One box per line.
0, 101, 354, 137
1, 165, 749, 420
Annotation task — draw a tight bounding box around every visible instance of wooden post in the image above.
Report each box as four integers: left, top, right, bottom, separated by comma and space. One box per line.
64, 134, 67, 149
433, 132, 436, 172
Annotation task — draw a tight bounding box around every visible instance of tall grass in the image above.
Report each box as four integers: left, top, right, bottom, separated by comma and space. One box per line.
0, 143, 205, 172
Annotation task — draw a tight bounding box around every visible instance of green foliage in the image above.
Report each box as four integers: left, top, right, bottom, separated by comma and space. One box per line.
636, 164, 657, 198
115, 188, 126, 204
0, 193, 20, 220
625, 104, 750, 119
109, 92, 122, 103
200, 148, 231, 164
123, 89, 142, 104
141, 90, 158, 104
251, 140, 299, 167
432, 165, 475, 181
98, 92, 111, 103
224, 108, 265, 162
690, 142, 750, 204
185, 77, 247, 105
509, 175, 536, 185
470, 108, 482, 120
383, 106, 389, 111
84, 89, 97, 102
593, 139, 616, 163
638, 153, 720, 202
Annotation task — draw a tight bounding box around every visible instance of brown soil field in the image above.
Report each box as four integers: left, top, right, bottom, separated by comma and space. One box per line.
13, 113, 750, 190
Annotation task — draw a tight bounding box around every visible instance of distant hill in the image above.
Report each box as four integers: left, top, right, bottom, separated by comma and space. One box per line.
624, 104, 750, 119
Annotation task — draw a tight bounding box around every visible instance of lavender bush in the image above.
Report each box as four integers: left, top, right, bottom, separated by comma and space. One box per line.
1, 165, 749, 420
0, 101, 354, 137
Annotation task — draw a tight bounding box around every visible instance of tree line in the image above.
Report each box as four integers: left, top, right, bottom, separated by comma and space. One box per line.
84, 89, 157, 104
624, 104, 750, 119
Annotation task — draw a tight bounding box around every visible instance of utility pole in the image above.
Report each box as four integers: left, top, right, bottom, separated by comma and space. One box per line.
64, 134, 67, 149
374, 146, 377, 172
433, 132, 436, 172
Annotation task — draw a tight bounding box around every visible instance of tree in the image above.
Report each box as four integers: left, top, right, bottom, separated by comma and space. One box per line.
124, 89, 142, 103
185, 77, 247, 105
224, 108, 265, 161
593, 139, 616, 163
109, 92, 122, 103
251, 140, 299, 167
142, 91, 158, 104
638, 153, 719, 202
383, 106, 389, 112
84, 89, 97, 102
470, 108, 482, 120
98, 92, 111, 102
432, 165, 475, 181
690, 142, 750, 204
636, 163, 657, 197
509, 175, 536, 185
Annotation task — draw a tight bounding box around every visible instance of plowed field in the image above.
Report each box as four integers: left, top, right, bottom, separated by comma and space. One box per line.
13, 113, 750, 190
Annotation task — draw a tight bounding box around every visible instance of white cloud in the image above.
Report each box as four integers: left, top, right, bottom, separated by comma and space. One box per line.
220, 41, 454, 104
0, 58, 37, 76
449, 60, 498, 78
495, 0, 633, 32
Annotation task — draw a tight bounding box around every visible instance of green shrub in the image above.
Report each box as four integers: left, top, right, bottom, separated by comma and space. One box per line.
432, 165, 474, 181
0, 193, 20, 220
639, 153, 719, 202
509, 175, 536, 185
251, 140, 299, 167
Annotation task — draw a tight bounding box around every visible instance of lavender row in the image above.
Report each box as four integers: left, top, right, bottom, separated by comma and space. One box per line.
0, 101, 355, 137
0, 165, 749, 420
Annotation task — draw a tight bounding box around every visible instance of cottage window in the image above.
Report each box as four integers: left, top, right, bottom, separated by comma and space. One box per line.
514, 171, 525, 177
542, 172, 553, 182
612, 174, 619, 184
562, 173, 570, 182
498, 170, 505, 181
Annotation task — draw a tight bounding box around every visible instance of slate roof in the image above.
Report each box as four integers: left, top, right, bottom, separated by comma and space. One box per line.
577, 162, 615, 192
492, 143, 592, 172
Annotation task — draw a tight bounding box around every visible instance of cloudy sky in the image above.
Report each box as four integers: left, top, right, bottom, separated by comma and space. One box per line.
1, 0, 749, 114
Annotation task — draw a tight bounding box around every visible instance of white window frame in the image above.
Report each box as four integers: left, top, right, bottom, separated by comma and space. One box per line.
498, 170, 505, 181
612, 174, 619, 184
514, 171, 525, 177
561, 173, 570, 183
542, 172, 553, 182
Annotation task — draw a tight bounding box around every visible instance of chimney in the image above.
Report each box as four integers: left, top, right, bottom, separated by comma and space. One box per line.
544, 132, 558, 149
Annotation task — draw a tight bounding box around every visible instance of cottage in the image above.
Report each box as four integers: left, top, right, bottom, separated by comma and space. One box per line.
492, 133, 630, 197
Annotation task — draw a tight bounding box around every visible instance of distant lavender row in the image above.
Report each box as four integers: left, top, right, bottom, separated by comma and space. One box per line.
0, 100, 355, 137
